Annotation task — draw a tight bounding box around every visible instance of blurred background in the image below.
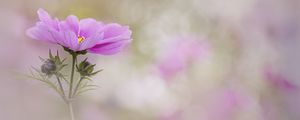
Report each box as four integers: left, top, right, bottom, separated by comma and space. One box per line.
1, 0, 300, 120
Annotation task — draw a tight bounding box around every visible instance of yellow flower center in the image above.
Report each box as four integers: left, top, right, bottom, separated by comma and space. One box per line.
77, 36, 85, 43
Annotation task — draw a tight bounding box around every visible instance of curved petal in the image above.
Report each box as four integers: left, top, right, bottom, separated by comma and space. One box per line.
58, 31, 79, 51
26, 27, 41, 40
26, 22, 59, 43
37, 8, 52, 24
104, 23, 128, 38
98, 30, 132, 44
96, 23, 132, 45
37, 8, 59, 30
88, 40, 130, 55
79, 33, 104, 51
87, 23, 132, 55
60, 15, 79, 34
79, 18, 104, 38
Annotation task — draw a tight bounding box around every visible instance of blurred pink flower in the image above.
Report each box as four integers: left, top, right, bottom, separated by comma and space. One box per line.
261, 67, 300, 120
169, 88, 246, 120
204, 88, 240, 120
158, 110, 182, 120
157, 36, 210, 80
27, 8, 132, 55
264, 67, 297, 91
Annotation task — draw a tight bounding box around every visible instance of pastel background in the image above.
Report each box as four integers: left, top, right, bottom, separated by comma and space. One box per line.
0, 0, 300, 120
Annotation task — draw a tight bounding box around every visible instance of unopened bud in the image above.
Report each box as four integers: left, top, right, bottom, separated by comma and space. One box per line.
41, 59, 56, 75
77, 60, 98, 77
82, 61, 91, 69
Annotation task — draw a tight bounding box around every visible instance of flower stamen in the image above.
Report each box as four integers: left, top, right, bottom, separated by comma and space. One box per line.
77, 36, 85, 44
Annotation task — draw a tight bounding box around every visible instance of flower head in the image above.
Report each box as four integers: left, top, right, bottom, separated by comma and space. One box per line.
27, 8, 132, 55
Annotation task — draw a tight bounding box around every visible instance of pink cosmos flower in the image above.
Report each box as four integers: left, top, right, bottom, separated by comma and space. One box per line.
157, 36, 210, 80
26, 8, 132, 55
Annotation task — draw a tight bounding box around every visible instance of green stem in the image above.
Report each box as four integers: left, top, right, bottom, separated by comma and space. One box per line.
72, 77, 84, 97
69, 54, 77, 98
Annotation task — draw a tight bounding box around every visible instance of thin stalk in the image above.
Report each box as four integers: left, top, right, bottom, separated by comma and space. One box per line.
68, 54, 77, 120
55, 75, 67, 102
68, 102, 75, 120
72, 77, 84, 97
68, 54, 77, 98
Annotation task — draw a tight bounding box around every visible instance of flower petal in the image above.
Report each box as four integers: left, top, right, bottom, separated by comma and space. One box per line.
102, 23, 131, 39
37, 8, 59, 30
96, 23, 132, 44
88, 40, 130, 55
37, 8, 51, 24
26, 22, 58, 43
57, 31, 79, 51
79, 18, 104, 38
86, 23, 132, 55
61, 15, 79, 34
79, 33, 104, 51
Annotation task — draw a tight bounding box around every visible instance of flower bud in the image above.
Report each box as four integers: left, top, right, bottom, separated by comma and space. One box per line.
77, 59, 101, 77
41, 59, 56, 75
81, 61, 91, 69
78, 60, 92, 76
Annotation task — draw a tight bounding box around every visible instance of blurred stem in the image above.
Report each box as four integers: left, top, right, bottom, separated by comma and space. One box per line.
68, 102, 75, 120
69, 54, 77, 98
72, 77, 84, 97
55, 75, 67, 102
